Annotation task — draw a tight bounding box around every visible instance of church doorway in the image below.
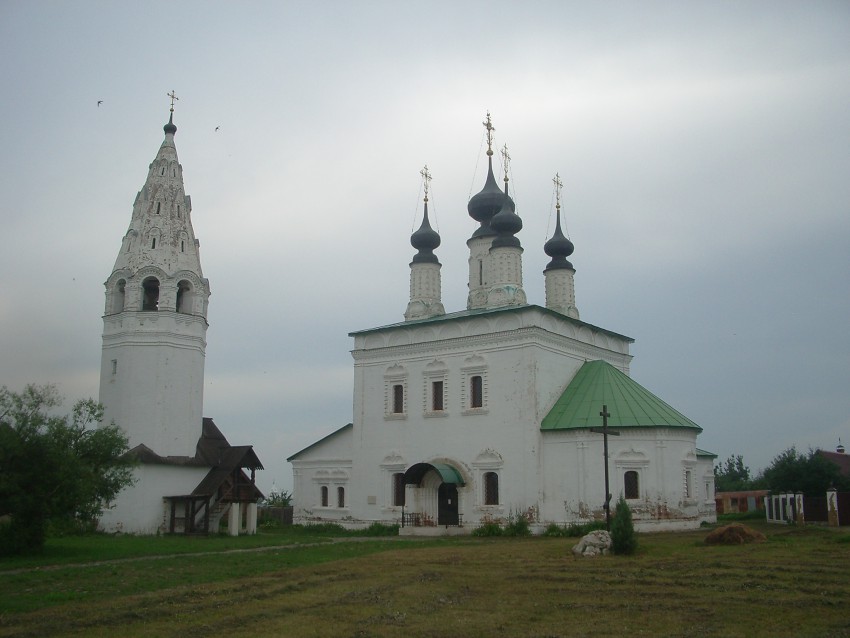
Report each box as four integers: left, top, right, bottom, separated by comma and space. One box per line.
438, 483, 459, 526
402, 461, 465, 528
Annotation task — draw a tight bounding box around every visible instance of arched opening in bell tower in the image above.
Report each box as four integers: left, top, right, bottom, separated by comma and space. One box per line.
142, 277, 160, 311
112, 279, 126, 313
176, 280, 194, 314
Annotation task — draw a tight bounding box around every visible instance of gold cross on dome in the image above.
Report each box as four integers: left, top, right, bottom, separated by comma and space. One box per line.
553, 172, 563, 210
501, 144, 511, 183
420, 165, 432, 202
483, 111, 495, 156
167, 90, 179, 113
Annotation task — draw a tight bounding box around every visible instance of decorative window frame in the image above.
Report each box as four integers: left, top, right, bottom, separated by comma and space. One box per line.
681, 452, 698, 505
461, 355, 489, 415
472, 449, 503, 511
614, 450, 649, 501
380, 452, 407, 510
423, 359, 449, 418
313, 469, 349, 510
384, 364, 408, 420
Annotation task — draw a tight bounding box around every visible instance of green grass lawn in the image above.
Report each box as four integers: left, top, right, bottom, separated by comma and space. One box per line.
1, 522, 849, 637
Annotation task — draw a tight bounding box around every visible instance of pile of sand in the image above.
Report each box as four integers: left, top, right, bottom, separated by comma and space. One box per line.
704, 523, 767, 545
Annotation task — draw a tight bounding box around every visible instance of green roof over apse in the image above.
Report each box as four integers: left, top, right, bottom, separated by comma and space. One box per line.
541, 360, 702, 432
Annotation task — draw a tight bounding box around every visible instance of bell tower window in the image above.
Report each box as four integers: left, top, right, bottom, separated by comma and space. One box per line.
142, 277, 160, 311
176, 280, 193, 314
112, 279, 126, 313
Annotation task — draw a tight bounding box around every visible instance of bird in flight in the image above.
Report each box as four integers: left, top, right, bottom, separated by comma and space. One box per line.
97, 100, 103, 107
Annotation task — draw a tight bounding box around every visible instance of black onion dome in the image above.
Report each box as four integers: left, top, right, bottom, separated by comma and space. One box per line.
467, 157, 503, 238
163, 113, 177, 135
491, 185, 523, 249
411, 202, 441, 264
544, 211, 574, 270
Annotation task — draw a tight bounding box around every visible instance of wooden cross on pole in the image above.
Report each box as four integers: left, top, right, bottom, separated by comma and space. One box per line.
590, 404, 620, 531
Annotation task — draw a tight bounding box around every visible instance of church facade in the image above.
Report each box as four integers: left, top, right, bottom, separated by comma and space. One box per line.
98, 105, 263, 535
289, 116, 716, 532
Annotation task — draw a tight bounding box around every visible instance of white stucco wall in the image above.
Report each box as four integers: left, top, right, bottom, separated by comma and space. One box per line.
98, 464, 209, 534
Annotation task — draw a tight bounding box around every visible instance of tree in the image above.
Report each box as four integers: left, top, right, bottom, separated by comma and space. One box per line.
0, 384, 135, 554
610, 496, 637, 555
714, 454, 757, 492
761, 447, 850, 496
262, 489, 293, 508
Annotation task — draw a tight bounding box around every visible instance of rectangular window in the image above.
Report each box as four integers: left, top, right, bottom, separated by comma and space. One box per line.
624, 471, 639, 499
111, 359, 118, 375
337, 487, 345, 508
320, 486, 328, 507
484, 472, 499, 505
470, 375, 483, 408
432, 381, 444, 411
392, 384, 404, 414
393, 473, 406, 507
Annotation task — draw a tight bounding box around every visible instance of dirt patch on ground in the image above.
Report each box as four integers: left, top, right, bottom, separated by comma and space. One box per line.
705, 523, 767, 545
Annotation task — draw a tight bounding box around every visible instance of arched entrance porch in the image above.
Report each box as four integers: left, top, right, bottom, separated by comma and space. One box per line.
402, 462, 465, 528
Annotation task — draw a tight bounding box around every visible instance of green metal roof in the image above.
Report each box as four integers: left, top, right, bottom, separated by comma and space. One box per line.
349, 304, 634, 344
403, 462, 466, 486
541, 359, 701, 432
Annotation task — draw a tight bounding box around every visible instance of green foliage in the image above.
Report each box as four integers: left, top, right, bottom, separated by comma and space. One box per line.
472, 521, 503, 537
472, 511, 532, 537
762, 447, 850, 496
564, 520, 607, 537
0, 384, 135, 555
717, 509, 766, 523
261, 489, 293, 508
357, 522, 399, 536
610, 497, 637, 555
714, 454, 764, 491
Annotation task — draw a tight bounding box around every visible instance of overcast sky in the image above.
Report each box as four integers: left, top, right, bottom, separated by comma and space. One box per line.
1, 1, 848, 494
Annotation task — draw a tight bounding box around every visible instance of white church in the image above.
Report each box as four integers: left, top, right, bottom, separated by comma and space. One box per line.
289, 114, 717, 532
98, 104, 263, 535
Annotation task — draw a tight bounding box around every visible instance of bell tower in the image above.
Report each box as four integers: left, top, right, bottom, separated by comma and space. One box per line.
99, 95, 211, 457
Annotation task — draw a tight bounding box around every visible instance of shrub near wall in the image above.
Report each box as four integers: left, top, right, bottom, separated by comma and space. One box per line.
610, 497, 637, 555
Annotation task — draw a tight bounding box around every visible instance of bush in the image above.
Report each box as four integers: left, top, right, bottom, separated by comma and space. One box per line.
357, 522, 399, 536
472, 521, 504, 537
504, 511, 532, 537
564, 520, 607, 537
610, 497, 637, 555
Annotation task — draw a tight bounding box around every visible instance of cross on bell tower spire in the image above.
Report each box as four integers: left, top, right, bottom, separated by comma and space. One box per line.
167, 90, 179, 113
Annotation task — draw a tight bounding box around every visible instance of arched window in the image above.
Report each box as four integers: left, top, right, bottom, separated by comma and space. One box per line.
393, 473, 405, 507
320, 486, 328, 507
483, 472, 499, 505
624, 471, 639, 500
337, 486, 345, 508
142, 277, 160, 311
176, 280, 193, 314
112, 279, 126, 314
156, 202, 161, 214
